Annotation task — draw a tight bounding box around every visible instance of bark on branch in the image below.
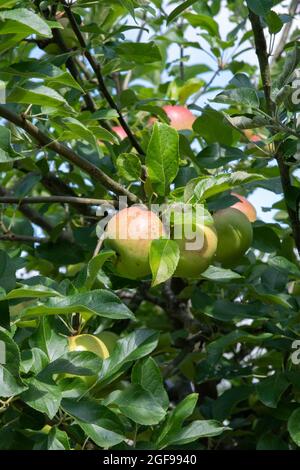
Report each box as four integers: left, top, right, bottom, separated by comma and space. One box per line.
0, 105, 139, 203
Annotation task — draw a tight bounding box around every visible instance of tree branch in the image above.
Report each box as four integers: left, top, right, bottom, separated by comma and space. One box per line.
0, 185, 60, 237
271, 0, 299, 64
0, 105, 139, 203
248, 10, 273, 115
41, 172, 93, 216
0, 233, 48, 243
0, 195, 118, 206
63, 2, 145, 156
248, 9, 300, 255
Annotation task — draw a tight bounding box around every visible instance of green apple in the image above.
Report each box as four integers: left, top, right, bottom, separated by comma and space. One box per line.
213, 207, 253, 267
95, 331, 118, 355
68, 334, 110, 359
174, 223, 218, 278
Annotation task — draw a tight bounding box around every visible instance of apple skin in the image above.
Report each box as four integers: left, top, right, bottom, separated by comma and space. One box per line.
104, 206, 165, 280
174, 224, 218, 279
68, 334, 110, 359
95, 331, 118, 355
231, 192, 257, 222
112, 126, 127, 140
65, 334, 110, 387
149, 105, 196, 130
244, 129, 262, 143
213, 207, 253, 267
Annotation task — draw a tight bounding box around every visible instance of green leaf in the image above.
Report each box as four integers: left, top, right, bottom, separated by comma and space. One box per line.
132, 357, 169, 410
21, 348, 49, 375
288, 408, 300, 447
0, 250, 16, 292
166, 420, 228, 446
110, 384, 166, 425
246, 0, 273, 17
201, 266, 242, 281
5, 61, 83, 91
150, 239, 180, 287
41, 351, 102, 378
62, 397, 125, 448
0, 126, 24, 169
99, 329, 159, 384
116, 153, 142, 182
192, 172, 265, 202
61, 118, 102, 157
0, 8, 52, 37
34, 427, 70, 450
167, 0, 201, 24
257, 373, 289, 408
116, 42, 161, 64
85, 251, 115, 290
29, 317, 68, 362
193, 108, 239, 146
156, 394, 199, 448
146, 123, 179, 196
21, 377, 62, 419
207, 330, 272, 365
269, 256, 300, 279
4, 284, 62, 300
8, 84, 69, 108
21, 290, 134, 320
253, 226, 281, 253
212, 385, 253, 421
184, 13, 220, 37
0, 366, 27, 397
266, 11, 283, 34
214, 87, 259, 108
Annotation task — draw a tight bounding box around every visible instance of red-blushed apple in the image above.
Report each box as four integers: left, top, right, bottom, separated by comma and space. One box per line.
104, 206, 165, 279
231, 192, 257, 222
112, 126, 127, 140
149, 105, 196, 130
174, 223, 218, 278
244, 129, 262, 143
213, 207, 253, 267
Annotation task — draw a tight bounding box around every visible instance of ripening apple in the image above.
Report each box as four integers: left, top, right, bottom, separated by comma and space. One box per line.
65, 334, 110, 386
173, 222, 218, 278
149, 105, 196, 130
243, 129, 263, 143
95, 331, 118, 355
112, 126, 127, 140
104, 206, 165, 279
68, 334, 110, 359
213, 207, 253, 266
230, 192, 257, 222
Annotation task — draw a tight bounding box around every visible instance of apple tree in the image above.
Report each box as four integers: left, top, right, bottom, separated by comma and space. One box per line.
0, 0, 299, 451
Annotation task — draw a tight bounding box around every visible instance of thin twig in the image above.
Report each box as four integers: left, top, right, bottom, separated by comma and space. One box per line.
0, 196, 118, 206
248, 10, 273, 116
63, 2, 145, 156
248, 8, 300, 254
0, 233, 48, 243
271, 0, 299, 64
0, 105, 139, 203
